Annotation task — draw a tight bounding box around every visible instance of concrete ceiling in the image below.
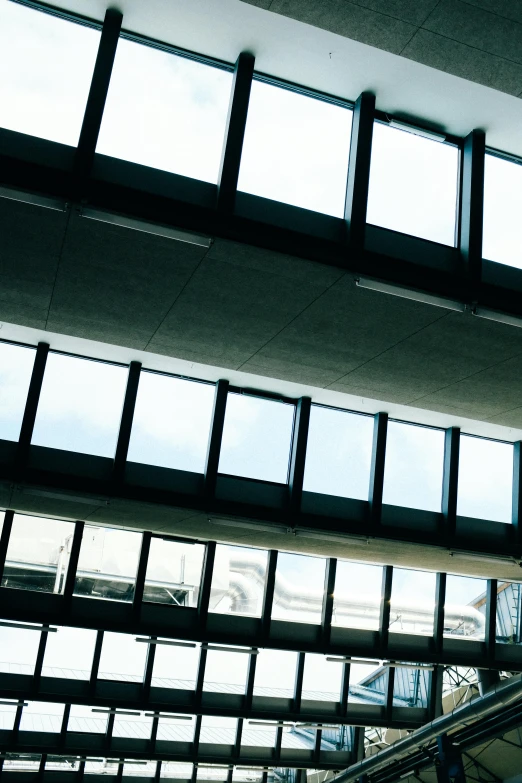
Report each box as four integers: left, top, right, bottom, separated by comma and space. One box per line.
5, 196, 522, 438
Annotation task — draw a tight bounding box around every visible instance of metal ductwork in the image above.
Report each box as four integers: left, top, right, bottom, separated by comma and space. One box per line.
328, 671, 522, 783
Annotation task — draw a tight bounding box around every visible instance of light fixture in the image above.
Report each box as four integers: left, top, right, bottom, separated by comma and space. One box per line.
296, 724, 339, 730
208, 516, 291, 535
17, 487, 109, 506
0, 184, 67, 212
248, 721, 294, 727
201, 644, 258, 654
80, 206, 212, 248
91, 709, 141, 716
473, 306, 522, 329
448, 550, 520, 566
0, 621, 57, 632
326, 657, 379, 665
384, 662, 434, 672
0, 700, 27, 707
135, 637, 197, 648
356, 277, 465, 312
294, 529, 370, 546
144, 713, 193, 720
388, 119, 446, 143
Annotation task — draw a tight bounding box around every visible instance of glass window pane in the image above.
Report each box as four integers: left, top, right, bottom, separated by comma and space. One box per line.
304, 407, 374, 500
219, 393, 294, 483
367, 122, 459, 245
272, 553, 326, 624
151, 640, 200, 690
20, 701, 64, 733
238, 81, 352, 217
0, 623, 41, 674
97, 39, 232, 183
333, 561, 382, 631
196, 766, 228, 782
2, 514, 75, 594
349, 660, 387, 705
203, 646, 249, 694
0, 342, 35, 442
390, 569, 436, 636
496, 581, 522, 644
383, 422, 444, 512
85, 759, 118, 775
69, 704, 108, 734
254, 648, 297, 697
444, 574, 487, 641
457, 435, 513, 523
128, 373, 214, 472
0, 701, 17, 731
42, 625, 97, 679
483, 154, 522, 268
241, 720, 276, 748
31, 354, 128, 457
113, 712, 153, 739
209, 545, 267, 618
157, 714, 196, 742
98, 632, 147, 682
144, 538, 205, 607
302, 654, 342, 701
161, 762, 194, 779
0, 2, 100, 145
123, 761, 157, 777
74, 526, 141, 603
200, 716, 237, 744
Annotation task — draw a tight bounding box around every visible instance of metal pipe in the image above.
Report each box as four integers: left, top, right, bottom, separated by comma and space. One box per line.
329, 671, 522, 783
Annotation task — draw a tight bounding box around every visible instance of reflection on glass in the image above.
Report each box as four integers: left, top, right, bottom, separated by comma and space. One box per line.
151, 640, 200, 690
200, 716, 237, 744
349, 660, 387, 705
0, 623, 41, 674
196, 765, 229, 781
0, 2, 100, 145
0, 701, 17, 731
31, 354, 128, 457
0, 342, 35, 442
20, 701, 64, 733
74, 526, 141, 603
496, 582, 522, 644
238, 81, 352, 217
367, 122, 459, 245
97, 39, 232, 182
272, 552, 326, 624
241, 720, 277, 748
457, 435, 513, 523
42, 625, 97, 679
113, 711, 153, 739
302, 654, 342, 701
219, 393, 295, 483
253, 648, 297, 698
157, 714, 196, 742
444, 574, 487, 641
98, 632, 147, 682
203, 646, 249, 694
483, 154, 522, 268
3, 756, 43, 772
123, 761, 158, 777
209, 544, 267, 618
68, 704, 108, 734
144, 538, 205, 607
320, 725, 352, 752
383, 422, 444, 512
332, 561, 382, 631
392, 665, 430, 708
2, 514, 75, 593
128, 373, 215, 472
85, 759, 118, 776
160, 762, 194, 779
303, 407, 374, 500
389, 568, 436, 636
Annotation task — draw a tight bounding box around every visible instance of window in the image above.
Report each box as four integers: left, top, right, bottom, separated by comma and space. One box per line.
123, 761, 158, 777
31, 354, 128, 457
74, 526, 142, 603
113, 711, 153, 739
238, 80, 352, 217
0, 623, 41, 675
143, 538, 205, 607
157, 714, 196, 742
2, 514, 75, 594
302, 654, 342, 702
483, 153, 522, 268
390, 569, 436, 636
367, 122, 459, 245
253, 648, 297, 697
0, 700, 18, 731
219, 393, 294, 483
127, 373, 215, 472
349, 660, 387, 705
151, 639, 200, 690
272, 553, 326, 624
20, 701, 64, 733
383, 422, 445, 512
42, 625, 97, 679
0, 1, 100, 145
203, 646, 250, 694
161, 763, 194, 779
333, 560, 382, 631
303, 407, 373, 500
200, 716, 237, 744
444, 574, 487, 641
457, 435, 513, 524
97, 39, 232, 183
496, 582, 522, 644
85, 759, 118, 775
68, 704, 108, 734
0, 342, 35, 442
98, 632, 147, 682
241, 720, 277, 748
209, 544, 267, 618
